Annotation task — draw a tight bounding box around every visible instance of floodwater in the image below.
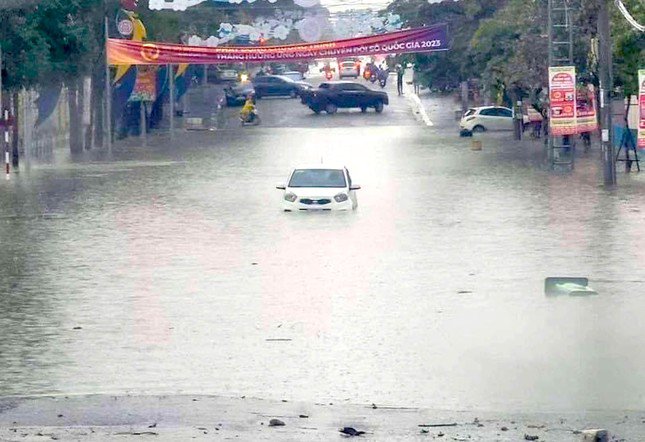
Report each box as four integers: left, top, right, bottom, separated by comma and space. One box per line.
1, 110, 645, 414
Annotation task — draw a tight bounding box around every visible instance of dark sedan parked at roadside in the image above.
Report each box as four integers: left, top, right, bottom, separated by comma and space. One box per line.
224, 81, 255, 106
301, 81, 389, 114
252, 75, 312, 99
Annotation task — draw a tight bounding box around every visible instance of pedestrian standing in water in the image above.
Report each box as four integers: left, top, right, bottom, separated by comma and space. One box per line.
396, 64, 404, 96
412, 66, 420, 95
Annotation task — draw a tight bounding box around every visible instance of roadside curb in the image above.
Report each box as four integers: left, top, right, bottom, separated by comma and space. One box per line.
408, 92, 433, 127
402, 75, 433, 127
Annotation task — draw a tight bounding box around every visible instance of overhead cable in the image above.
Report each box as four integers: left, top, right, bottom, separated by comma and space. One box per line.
615, 0, 644, 32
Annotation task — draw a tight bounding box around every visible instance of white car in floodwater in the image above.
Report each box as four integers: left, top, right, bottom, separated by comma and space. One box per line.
277, 165, 360, 211
460, 106, 515, 132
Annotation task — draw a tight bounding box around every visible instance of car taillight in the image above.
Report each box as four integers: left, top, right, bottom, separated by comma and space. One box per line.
334, 193, 348, 203
284, 192, 297, 202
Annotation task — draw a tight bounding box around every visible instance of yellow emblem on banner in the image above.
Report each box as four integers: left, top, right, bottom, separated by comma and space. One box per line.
141, 44, 160, 62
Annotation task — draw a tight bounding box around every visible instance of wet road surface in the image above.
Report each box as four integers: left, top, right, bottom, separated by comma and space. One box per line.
1, 84, 645, 414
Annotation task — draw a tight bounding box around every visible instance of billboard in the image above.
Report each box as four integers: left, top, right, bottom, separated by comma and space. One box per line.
548, 66, 577, 136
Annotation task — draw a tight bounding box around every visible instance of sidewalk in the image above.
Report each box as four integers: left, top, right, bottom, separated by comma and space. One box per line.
0, 394, 638, 441
401, 71, 460, 129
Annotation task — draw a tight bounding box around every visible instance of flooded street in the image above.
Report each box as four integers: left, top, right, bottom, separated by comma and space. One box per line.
1, 96, 645, 415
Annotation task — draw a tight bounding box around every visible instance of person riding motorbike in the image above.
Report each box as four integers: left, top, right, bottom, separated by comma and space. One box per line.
240, 94, 259, 124
377, 65, 388, 87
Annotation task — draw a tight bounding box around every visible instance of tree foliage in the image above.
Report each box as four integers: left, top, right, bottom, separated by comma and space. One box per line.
388, 0, 643, 99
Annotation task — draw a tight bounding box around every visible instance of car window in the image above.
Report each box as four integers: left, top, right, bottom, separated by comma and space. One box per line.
479, 108, 495, 116
288, 169, 347, 188
464, 109, 476, 116
496, 108, 513, 117
283, 73, 303, 81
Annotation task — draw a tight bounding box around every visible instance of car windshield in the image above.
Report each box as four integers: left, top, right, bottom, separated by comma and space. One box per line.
288, 169, 347, 188
464, 108, 476, 116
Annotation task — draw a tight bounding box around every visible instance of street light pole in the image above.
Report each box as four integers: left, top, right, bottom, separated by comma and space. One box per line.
598, 0, 616, 185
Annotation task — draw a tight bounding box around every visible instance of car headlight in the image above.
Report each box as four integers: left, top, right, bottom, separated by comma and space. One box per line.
334, 193, 348, 203
465, 116, 475, 121
284, 192, 297, 202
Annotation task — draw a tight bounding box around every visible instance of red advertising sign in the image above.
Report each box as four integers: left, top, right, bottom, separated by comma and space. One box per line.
548, 66, 577, 136
575, 84, 597, 133
638, 69, 645, 150
107, 25, 449, 65
129, 65, 157, 102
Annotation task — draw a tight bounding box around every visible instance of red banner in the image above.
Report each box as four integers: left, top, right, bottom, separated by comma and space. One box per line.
107, 25, 448, 65
575, 84, 597, 134
638, 69, 645, 150
129, 65, 157, 102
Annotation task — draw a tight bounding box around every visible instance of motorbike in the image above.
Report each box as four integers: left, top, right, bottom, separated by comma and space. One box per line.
369, 69, 378, 84
377, 68, 388, 88
240, 109, 261, 126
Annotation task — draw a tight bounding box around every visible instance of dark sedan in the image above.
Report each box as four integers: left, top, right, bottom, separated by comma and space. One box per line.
301, 81, 389, 114
224, 81, 255, 106
252, 75, 312, 99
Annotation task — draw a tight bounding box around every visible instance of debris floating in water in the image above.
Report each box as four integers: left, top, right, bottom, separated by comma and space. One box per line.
544, 277, 598, 296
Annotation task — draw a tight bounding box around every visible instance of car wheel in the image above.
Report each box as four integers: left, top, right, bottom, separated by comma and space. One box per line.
289, 90, 297, 99
360, 106, 367, 113
325, 103, 338, 114
472, 125, 486, 133
374, 100, 384, 113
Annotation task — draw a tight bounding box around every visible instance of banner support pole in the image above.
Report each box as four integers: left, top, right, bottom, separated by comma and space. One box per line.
168, 64, 174, 138
104, 16, 113, 153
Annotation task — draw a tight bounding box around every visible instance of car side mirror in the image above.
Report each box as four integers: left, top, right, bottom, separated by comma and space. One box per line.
349, 185, 361, 190
276, 185, 286, 190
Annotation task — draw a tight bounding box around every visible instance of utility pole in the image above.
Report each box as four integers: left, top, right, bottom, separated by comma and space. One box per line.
597, 0, 616, 185
0, 44, 3, 113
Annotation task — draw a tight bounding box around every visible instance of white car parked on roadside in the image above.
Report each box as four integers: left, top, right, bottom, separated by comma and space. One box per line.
459, 106, 515, 132
277, 166, 360, 211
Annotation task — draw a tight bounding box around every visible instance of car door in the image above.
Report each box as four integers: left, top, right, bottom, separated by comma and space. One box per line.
495, 107, 514, 131
350, 84, 369, 108
273, 77, 289, 96
476, 108, 497, 130
253, 77, 268, 96
346, 168, 358, 208
335, 84, 354, 107
263, 77, 278, 96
